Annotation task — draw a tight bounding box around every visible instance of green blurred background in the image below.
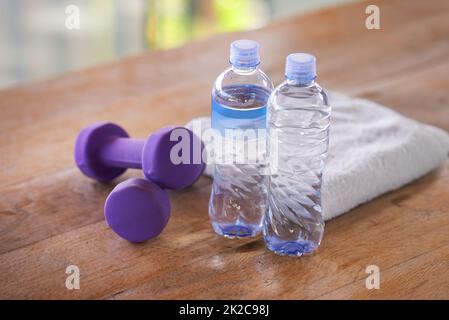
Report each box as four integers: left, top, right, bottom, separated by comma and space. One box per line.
0, 0, 356, 88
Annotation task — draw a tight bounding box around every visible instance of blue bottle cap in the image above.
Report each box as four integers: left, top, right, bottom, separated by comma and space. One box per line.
230, 39, 260, 68
285, 53, 316, 84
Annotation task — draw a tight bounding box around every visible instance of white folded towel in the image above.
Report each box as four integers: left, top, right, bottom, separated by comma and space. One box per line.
186, 92, 449, 221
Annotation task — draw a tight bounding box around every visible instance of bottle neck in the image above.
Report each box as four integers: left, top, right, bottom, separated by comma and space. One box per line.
231, 64, 259, 74
286, 78, 316, 87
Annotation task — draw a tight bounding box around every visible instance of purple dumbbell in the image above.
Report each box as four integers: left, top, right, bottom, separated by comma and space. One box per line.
75, 122, 205, 243
104, 178, 170, 243
74, 122, 205, 189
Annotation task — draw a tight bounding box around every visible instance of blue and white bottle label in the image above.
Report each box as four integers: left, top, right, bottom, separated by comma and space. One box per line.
211, 98, 266, 135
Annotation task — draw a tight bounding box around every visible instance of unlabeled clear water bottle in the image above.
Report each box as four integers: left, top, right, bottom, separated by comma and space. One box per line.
209, 39, 274, 238
264, 53, 331, 256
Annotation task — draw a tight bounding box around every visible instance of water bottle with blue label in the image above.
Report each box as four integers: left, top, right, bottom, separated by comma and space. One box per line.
264, 53, 331, 256
209, 39, 273, 238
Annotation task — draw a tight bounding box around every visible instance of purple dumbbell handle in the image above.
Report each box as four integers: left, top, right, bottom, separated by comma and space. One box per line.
100, 137, 145, 170
75, 122, 205, 188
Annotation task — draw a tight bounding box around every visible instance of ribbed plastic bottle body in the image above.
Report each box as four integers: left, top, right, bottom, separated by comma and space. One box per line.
209, 66, 273, 238
264, 79, 330, 255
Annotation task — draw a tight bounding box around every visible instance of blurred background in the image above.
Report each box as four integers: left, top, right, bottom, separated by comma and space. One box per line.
0, 0, 357, 89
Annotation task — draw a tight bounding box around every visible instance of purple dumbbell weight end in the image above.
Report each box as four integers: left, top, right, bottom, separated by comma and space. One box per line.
104, 178, 170, 243
74, 122, 205, 189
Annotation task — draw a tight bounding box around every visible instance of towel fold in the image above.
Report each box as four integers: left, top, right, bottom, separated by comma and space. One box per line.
186, 92, 449, 220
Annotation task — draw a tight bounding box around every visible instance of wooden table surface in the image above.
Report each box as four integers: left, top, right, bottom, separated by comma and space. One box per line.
1, 0, 449, 299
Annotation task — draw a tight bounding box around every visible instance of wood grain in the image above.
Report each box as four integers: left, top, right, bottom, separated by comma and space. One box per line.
0, 0, 448, 299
